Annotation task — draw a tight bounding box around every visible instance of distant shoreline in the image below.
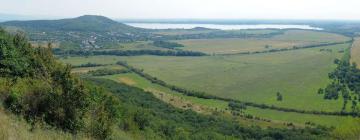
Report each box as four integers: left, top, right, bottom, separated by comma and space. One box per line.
125, 22, 322, 30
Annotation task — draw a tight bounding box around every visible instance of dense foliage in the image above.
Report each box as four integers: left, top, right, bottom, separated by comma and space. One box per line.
0, 29, 120, 139
320, 57, 360, 113
72, 62, 107, 68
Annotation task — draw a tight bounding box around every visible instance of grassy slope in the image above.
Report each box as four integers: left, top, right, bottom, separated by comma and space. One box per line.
176, 30, 350, 54
100, 73, 356, 127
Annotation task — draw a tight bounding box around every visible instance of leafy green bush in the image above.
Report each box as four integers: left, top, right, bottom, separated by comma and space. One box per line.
0, 29, 120, 139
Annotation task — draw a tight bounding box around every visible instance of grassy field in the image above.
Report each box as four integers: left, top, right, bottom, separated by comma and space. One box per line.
60, 43, 353, 112
71, 64, 125, 74
175, 30, 350, 54
351, 37, 360, 67
59, 31, 356, 127
98, 73, 357, 127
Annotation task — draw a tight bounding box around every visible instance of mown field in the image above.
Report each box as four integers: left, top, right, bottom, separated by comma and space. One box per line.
175, 30, 350, 54
61, 43, 352, 112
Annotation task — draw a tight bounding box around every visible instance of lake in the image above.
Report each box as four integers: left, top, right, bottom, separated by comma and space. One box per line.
125, 23, 322, 30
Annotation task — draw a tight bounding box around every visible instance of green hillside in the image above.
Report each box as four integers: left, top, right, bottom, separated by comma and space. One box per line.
1, 15, 141, 32
0, 28, 334, 139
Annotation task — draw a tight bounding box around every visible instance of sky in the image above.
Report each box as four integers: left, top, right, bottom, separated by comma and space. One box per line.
0, 0, 360, 20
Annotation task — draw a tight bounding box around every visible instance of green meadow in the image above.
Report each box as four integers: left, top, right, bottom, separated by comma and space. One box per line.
61, 43, 352, 112
59, 29, 358, 129
99, 73, 356, 127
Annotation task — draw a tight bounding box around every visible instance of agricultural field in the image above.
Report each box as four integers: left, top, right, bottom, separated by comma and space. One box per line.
175, 30, 350, 54
117, 44, 350, 112
351, 37, 360, 67
59, 29, 359, 133
61, 43, 352, 112
96, 73, 357, 127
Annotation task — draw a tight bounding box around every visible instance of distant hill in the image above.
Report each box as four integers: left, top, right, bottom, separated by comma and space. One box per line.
0, 15, 151, 49
1, 15, 141, 32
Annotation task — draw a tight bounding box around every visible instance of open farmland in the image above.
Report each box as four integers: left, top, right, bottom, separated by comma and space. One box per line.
61, 43, 352, 112
109, 43, 352, 112
351, 38, 360, 67
97, 73, 357, 127
176, 30, 350, 54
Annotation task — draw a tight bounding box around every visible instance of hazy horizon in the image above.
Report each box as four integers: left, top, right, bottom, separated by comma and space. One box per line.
1, 0, 360, 20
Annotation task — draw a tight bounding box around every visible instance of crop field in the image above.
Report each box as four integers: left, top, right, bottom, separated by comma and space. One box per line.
175, 30, 350, 54
351, 37, 360, 67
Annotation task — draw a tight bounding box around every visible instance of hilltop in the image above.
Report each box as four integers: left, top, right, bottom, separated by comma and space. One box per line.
0, 15, 151, 49
1, 15, 141, 32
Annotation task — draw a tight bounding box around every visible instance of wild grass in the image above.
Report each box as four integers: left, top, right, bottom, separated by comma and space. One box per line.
100, 73, 358, 127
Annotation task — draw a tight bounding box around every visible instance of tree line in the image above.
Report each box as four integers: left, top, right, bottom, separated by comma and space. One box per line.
220, 40, 353, 56
116, 61, 360, 117
53, 49, 207, 57
318, 52, 360, 113
88, 68, 130, 76
152, 40, 184, 49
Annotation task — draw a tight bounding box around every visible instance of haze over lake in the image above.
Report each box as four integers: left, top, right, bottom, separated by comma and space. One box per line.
125, 23, 322, 30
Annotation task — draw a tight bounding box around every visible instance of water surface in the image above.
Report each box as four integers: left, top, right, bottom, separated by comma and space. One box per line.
125, 23, 322, 30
